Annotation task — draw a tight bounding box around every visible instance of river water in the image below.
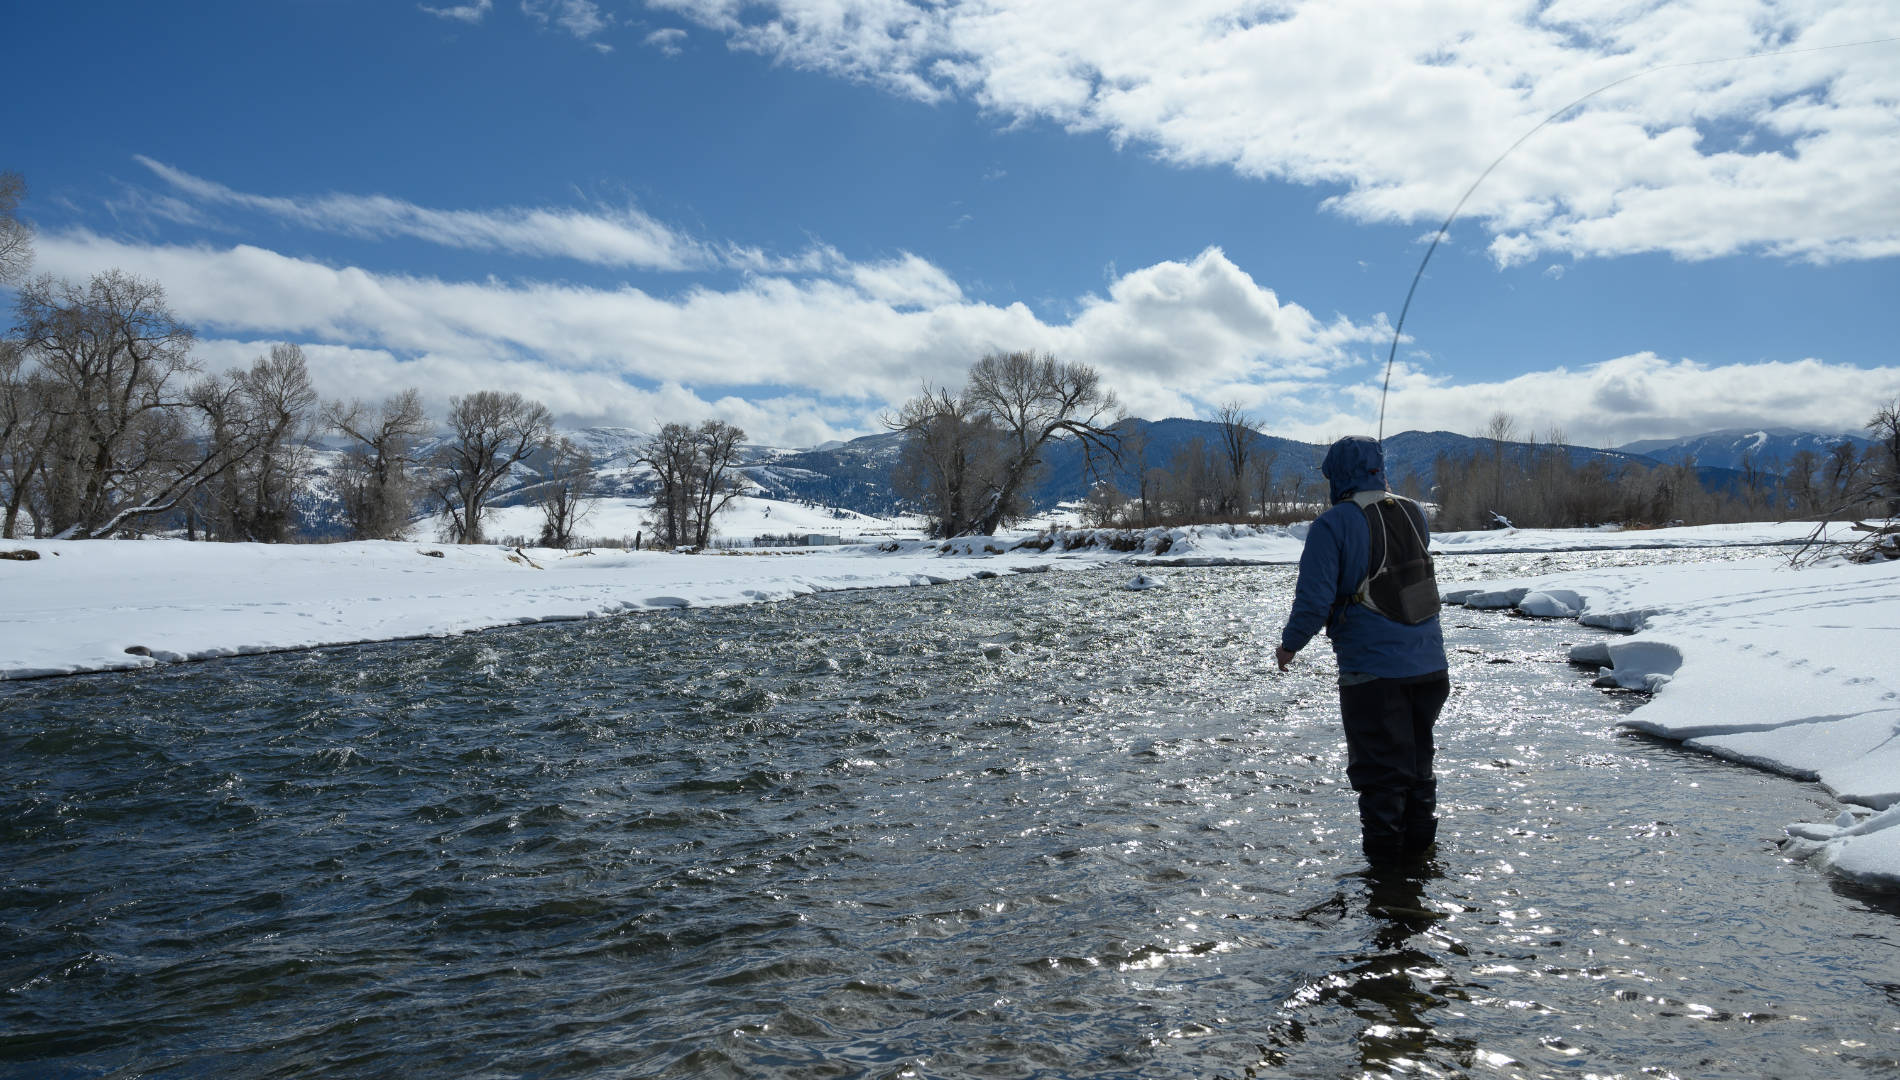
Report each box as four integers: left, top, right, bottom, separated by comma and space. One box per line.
3, 551, 1897, 1079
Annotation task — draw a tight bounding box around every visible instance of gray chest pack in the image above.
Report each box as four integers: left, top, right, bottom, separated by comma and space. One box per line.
1347, 489, 1441, 625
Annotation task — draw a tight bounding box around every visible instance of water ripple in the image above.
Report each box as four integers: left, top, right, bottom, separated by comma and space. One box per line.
3, 553, 1898, 1078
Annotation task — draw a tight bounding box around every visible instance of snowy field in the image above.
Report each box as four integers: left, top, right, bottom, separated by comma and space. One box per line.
3, 509, 1894, 887
416, 493, 1089, 548
425, 494, 933, 548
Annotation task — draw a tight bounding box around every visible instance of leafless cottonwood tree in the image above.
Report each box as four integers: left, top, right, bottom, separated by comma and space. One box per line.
891, 351, 1120, 537
325, 388, 431, 540
201, 344, 318, 541
639, 421, 697, 549
1823, 440, 1865, 512
0, 178, 36, 535
965, 351, 1121, 535
8, 270, 260, 538
1248, 442, 1281, 519
1480, 410, 1518, 522
637, 419, 748, 548
0, 339, 50, 538
1161, 437, 1219, 522
433, 390, 553, 544
536, 436, 595, 549
0, 172, 32, 285
888, 386, 1009, 539
1793, 407, 1900, 564
688, 420, 746, 548
1113, 419, 1157, 527
1871, 397, 1900, 519
1783, 448, 1823, 518
1212, 400, 1259, 519
1795, 398, 1900, 561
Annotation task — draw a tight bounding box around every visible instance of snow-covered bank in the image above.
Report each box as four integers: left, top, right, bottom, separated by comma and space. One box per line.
0, 537, 1099, 681
1445, 554, 1900, 889
1430, 520, 1830, 554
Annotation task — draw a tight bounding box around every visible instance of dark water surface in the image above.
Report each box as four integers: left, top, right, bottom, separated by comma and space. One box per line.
4, 553, 1898, 1079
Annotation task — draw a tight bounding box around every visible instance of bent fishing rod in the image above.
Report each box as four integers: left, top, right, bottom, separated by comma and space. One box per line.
1375, 34, 1900, 445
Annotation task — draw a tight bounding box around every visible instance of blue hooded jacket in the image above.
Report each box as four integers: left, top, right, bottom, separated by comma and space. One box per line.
1279, 436, 1447, 679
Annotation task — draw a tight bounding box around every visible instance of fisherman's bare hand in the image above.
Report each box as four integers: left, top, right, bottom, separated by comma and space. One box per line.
1274, 647, 1296, 672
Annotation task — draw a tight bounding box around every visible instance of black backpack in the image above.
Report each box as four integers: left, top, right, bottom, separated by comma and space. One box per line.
1350, 493, 1440, 625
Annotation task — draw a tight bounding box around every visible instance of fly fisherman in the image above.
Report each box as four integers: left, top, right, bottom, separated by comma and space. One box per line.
1275, 435, 1449, 870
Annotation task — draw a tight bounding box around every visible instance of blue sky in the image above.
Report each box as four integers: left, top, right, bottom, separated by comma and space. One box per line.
5, 0, 1898, 448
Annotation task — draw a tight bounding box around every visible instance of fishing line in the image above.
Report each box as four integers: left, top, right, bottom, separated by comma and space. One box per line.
1375, 33, 1900, 444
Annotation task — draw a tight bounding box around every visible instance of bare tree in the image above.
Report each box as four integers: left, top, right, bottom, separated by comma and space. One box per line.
1819, 440, 1862, 513
636, 419, 748, 548
432, 390, 552, 544
536, 436, 594, 548
1481, 410, 1518, 521
887, 386, 1008, 537
1783, 448, 1821, 518
1871, 397, 1900, 518
1212, 400, 1258, 519
889, 355, 1124, 537
1160, 438, 1221, 523
0, 172, 31, 284
0, 338, 54, 538
1792, 419, 1900, 564
325, 388, 431, 540
638, 421, 698, 549
9, 270, 255, 538
1114, 419, 1157, 527
1080, 477, 1126, 527
1248, 444, 1281, 519
204, 344, 317, 541
690, 420, 746, 548
962, 351, 1121, 535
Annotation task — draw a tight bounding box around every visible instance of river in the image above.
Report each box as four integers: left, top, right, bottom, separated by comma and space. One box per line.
3, 550, 1897, 1078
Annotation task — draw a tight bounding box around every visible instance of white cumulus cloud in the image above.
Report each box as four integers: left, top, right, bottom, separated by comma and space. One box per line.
32, 223, 1894, 449
30, 230, 1386, 444
651, 0, 1900, 266
1347, 351, 1900, 448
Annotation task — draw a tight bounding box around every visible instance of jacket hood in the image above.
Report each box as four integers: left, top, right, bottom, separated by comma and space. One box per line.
1321, 436, 1385, 503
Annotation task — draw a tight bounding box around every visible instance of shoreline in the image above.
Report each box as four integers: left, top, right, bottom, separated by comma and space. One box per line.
1443, 552, 1900, 890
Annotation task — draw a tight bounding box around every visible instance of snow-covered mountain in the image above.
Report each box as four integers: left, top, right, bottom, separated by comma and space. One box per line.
1616, 428, 1873, 470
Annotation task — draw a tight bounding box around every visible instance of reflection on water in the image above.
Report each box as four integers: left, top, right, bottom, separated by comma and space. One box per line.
2, 551, 1898, 1079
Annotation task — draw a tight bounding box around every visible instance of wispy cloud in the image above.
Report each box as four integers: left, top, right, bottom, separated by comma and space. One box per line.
645, 28, 688, 56
129, 158, 889, 281
522, 0, 612, 49
419, 0, 492, 24
651, 0, 1900, 266
134, 156, 712, 271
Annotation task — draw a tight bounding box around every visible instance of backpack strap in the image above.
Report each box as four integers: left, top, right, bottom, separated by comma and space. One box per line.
1327, 490, 1390, 627
1349, 489, 1390, 607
